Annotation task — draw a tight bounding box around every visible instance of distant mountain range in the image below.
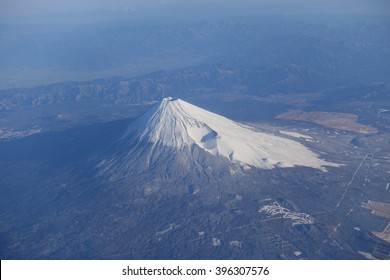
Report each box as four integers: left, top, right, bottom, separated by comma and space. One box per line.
1, 63, 389, 113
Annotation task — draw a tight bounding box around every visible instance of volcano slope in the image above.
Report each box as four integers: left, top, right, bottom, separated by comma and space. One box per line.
0, 98, 388, 259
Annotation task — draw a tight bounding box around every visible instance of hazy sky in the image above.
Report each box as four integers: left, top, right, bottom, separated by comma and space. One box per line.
1, 0, 389, 18
2, 0, 389, 13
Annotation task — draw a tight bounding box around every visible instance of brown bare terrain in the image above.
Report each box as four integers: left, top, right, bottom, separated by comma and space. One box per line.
362, 201, 390, 244
276, 110, 377, 134
362, 200, 390, 219
373, 223, 390, 243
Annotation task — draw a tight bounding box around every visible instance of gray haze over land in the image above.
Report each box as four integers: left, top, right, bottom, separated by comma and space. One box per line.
0, 0, 389, 89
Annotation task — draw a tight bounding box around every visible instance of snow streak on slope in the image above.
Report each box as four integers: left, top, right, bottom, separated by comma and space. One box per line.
123, 97, 339, 170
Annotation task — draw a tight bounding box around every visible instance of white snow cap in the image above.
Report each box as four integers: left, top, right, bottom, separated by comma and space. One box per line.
126, 97, 340, 170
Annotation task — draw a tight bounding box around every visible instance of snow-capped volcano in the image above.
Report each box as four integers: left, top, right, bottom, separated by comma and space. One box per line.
120, 97, 339, 170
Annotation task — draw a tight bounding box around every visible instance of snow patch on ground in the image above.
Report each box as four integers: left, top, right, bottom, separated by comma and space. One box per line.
293, 251, 302, 257
279, 130, 314, 141
155, 223, 180, 236
358, 251, 378, 260
212, 238, 221, 246
229, 240, 243, 248
0, 127, 42, 140
260, 202, 314, 226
